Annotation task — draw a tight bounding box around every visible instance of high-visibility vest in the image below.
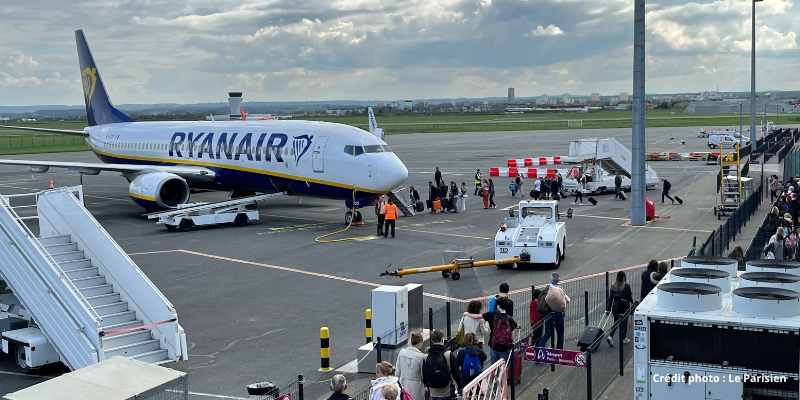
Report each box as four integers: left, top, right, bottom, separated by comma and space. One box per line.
384, 204, 398, 220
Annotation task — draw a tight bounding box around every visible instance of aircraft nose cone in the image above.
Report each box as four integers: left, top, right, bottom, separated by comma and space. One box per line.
384, 156, 408, 191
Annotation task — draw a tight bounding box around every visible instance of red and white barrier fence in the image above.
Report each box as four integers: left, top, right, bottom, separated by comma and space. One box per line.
507, 156, 570, 167
489, 167, 561, 178
462, 358, 508, 400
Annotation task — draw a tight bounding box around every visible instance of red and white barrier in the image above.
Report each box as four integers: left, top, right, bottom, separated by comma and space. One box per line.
489, 167, 560, 178
507, 156, 573, 167
462, 358, 508, 400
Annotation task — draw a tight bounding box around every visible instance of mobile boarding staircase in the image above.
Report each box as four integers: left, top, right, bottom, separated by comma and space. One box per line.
0, 186, 187, 370
569, 137, 659, 187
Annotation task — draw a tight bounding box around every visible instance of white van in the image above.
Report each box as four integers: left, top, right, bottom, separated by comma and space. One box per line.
708, 133, 750, 149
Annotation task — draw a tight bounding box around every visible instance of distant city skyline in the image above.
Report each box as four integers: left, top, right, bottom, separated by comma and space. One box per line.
0, 1, 797, 106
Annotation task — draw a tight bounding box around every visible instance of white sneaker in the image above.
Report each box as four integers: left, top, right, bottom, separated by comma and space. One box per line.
606, 336, 614, 347
623, 338, 631, 344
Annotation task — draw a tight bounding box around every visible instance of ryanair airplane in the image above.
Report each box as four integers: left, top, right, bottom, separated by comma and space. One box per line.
0, 30, 408, 216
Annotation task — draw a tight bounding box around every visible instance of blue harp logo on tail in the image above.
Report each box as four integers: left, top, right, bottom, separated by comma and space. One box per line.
293, 135, 314, 166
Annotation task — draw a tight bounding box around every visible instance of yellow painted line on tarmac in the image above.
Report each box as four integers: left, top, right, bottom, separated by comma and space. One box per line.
172, 249, 466, 302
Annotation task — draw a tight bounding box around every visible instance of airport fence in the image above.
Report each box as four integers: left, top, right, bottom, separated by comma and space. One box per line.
695, 180, 765, 258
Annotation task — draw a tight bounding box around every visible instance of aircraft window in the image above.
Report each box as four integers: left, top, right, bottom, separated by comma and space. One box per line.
363, 145, 384, 153
344, 145, 365, 156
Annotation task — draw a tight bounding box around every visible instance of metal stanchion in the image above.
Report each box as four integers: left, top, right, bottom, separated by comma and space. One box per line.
298, 375, 304, 400
619, 317, 624, 376
586, 349, 593, 400
446, 302, 452, 340
428, 307, 434, 334
584, 291, 589, 327
376, 337, 382, 363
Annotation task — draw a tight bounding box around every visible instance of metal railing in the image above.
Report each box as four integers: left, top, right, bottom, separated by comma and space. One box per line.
697, 180, 765, 258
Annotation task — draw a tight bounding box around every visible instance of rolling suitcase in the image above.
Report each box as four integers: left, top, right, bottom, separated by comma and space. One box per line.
578, 304, 613, 352
675, 196, 683, 205
588, 197, 597, 206
508, 349, 523, 384
426, 199, 432, 209
415, 201, 424, 212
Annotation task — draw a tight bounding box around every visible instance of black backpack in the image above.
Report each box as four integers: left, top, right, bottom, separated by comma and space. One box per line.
422, 350, 451, 389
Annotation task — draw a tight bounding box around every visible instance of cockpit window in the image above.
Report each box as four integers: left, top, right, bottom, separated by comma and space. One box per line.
344, 145, 365, 156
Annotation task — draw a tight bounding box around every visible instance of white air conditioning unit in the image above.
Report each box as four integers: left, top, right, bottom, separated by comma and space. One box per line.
732, 287, 800, 318
668, 267, 731, 292
740, 271, 800, 292
746, 260, 800, 276
680, 257, 738, 277
656, 282, 722, 312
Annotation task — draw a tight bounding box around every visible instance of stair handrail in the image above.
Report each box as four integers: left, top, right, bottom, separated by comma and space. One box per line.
1, 188, 102, 324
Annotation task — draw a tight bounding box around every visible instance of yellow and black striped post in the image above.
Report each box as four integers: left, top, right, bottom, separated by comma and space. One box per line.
365, 308, 373, 343
319, 327, 332, 372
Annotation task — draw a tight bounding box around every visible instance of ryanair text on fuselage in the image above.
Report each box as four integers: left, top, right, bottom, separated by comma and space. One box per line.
168, 131, 314, 166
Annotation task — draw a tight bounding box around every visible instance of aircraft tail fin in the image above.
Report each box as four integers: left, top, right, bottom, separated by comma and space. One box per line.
367, 107, 384, 139
75, 29, 133, 126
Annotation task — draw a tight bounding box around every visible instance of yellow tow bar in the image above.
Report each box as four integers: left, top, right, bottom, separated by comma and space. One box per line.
380, 257, 521, 280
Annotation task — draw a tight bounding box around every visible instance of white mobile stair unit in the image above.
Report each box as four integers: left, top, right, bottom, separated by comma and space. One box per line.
0, 186, 187, 370
145, 192, 285, 230
569, 137, 659, 188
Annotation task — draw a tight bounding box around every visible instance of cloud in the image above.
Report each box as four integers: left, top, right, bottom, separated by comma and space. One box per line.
0, 0, 796, 105
529, 24, 565, 37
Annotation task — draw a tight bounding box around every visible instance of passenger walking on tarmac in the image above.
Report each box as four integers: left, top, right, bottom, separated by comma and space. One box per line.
435, 167, 444, 189
453, 333, 487, 392
474, 169, 482, 196
370, 362, 401, 400
509, 179, 517, 198
459, 182, 468, 212
650, 262, 669, 286
449, 181, 459, 213
487, 282, 514, 316
409, 186, 421, 208
428, 182, 437, 213
606, 271, 634, 347
457, 300, 489, 346
383, 198, 399, 239
614, 173, 624, 200
375, 195, 386, 236
423, 330, 454, 400
640, 260, 659, 300
532, 177, 541, 200
395, 331, 426, 400
488, 178, 497, 208
550, 176, 560, 201
327, 375, 353, 400
661, 178, 676, 204
541, 178, 551, 200
481, 179, 490, 209
537, 273, 570, 349
482, 297, 517, 363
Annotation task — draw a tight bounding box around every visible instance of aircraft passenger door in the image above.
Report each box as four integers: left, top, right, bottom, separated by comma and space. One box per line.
312, 136, 329, 173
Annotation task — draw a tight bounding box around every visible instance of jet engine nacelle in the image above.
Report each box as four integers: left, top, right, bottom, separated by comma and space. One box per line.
128, 172, 190, 210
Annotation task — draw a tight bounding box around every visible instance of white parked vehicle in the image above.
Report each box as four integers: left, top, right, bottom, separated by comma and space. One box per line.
708, 133, 750, 149
494, 200, 566, 268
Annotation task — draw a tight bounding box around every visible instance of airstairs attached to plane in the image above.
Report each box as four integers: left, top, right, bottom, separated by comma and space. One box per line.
569, 137, 659, 188
0, 186, 187, 371
387, 190, 415, 217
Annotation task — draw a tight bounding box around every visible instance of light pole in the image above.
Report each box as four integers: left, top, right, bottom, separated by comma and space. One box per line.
750, 0, 763, 154
631, 0, 646, 226
739, 103, 743, 149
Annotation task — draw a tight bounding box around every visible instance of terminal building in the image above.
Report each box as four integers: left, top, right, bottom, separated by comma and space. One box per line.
634, 257, 800, 400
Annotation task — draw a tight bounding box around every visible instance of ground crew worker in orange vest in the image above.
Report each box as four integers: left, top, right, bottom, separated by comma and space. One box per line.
383, 198, 399, 239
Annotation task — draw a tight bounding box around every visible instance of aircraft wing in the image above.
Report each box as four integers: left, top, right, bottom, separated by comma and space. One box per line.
0, 125, 87, 136
0, 159, 216, 178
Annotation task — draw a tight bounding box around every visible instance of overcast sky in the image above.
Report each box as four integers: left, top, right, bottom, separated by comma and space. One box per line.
0, 0, 797, 105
